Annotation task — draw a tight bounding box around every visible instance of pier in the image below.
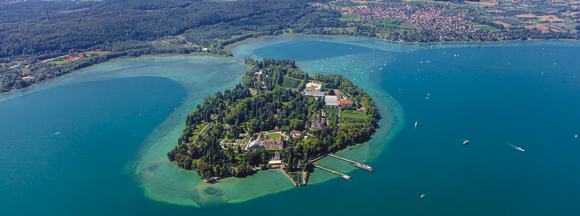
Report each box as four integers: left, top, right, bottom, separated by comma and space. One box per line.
280, 169, 300, 188
314, 164, 351, 180
310, 155, 326, 163
328, 154, 373, 172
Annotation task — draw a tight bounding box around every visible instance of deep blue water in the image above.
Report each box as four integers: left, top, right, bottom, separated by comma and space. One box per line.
1, 39, 580, 215
0, 77, 187, 215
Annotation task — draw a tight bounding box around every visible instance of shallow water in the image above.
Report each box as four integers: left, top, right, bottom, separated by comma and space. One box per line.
1, 36, 580, 215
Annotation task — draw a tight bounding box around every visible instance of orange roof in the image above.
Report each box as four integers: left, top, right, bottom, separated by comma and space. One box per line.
337, 99, 353, 106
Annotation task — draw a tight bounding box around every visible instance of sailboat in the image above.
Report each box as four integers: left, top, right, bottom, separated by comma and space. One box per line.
462, 139, 470, 145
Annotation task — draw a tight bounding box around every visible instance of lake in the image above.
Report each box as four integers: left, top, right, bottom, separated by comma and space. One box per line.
1, 37, 579, 215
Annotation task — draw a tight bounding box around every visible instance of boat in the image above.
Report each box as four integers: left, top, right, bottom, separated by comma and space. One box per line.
574, 134, 578, 139
420, 193, 426, 199
204, 176, 220, 184
506, 143, 526, 152
342, 175, 352, 180
354, 162, 373, 172
54, 131, 61, 135
414, 121, 418, 129
462, 139, 470, 145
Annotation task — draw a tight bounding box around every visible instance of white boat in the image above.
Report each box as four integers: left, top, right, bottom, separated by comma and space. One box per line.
420, 193, 426, 199
54, 131, 61, 135
462, 139, 470, 145
574, 134, 578, 139
414, 121, 418, 129
506, 143, 525, 152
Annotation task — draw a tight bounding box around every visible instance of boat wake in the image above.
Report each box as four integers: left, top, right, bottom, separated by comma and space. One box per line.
506, 142, 525, 152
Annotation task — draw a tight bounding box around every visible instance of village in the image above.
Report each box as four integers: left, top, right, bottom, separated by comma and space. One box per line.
316, 0, 578, 42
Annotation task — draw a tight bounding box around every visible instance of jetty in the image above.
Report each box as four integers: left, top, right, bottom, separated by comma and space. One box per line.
280, 169, 300, 188
310, 155, 326, 163
314, 164, 351, 180
328, 154, 373, 172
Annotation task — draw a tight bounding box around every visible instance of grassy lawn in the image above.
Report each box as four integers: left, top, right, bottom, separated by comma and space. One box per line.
325, 107, 339, 128
51, 60, 71, 65
281, 76, 302, 89
475, 24, 499, 31
340, 110, 367, 122
266, 132, 283, 139
339, 15, 359, 22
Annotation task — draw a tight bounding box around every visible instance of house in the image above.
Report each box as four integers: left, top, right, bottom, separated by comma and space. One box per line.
303, 90, 325, 97
66, 56, 79, 61
337, 99, 353, 106
245, 134, 284, 150
261, 135, 284, 150
245, 138, 261, 150
289, 130, 302, 138
324, 95, 338, 106
22, 76, 35, 82
305, 82, 322, 91
267, 160, 283, 168
254, 70, 263, 80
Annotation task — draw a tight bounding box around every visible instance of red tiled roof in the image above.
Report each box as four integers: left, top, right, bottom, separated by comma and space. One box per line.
337, 99, 353, 106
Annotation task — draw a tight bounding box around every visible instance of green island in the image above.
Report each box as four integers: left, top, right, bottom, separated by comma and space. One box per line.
168, 59, 379, 183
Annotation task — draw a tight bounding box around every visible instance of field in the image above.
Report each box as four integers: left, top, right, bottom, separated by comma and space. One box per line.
325, 107, 339, 128
282, 76, 302, 89
51, 60, 72, 65
265, 132, 285, 139
340, 110, 367, 122
475, 24, 499, 31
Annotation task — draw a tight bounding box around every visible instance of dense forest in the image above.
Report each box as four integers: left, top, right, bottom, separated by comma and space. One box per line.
0, 0, 339, 92
0, 0, 335, 59
168, 59, 380, 179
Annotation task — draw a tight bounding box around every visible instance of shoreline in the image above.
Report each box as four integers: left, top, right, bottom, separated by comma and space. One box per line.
4, 33, 580, 98
224, 33, 580, 54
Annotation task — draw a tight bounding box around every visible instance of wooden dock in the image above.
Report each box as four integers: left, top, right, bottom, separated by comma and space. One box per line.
314, 164, 351, 180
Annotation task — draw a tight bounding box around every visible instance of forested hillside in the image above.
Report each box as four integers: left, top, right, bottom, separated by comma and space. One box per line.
0, 0, 336, 59
0, 0, 338, 92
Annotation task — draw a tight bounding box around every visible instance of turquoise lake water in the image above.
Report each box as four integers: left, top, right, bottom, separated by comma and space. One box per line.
1, 37, 580, 215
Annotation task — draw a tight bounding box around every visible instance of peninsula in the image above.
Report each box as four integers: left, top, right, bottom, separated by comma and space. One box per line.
168, 59, 380, 181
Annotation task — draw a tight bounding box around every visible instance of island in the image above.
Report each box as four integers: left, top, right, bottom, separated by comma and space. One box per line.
168, 59, 380, 183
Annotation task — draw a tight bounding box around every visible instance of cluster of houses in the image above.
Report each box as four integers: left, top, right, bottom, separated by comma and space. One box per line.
227, 81, 357, 168
41, 50, 111, 64
303, 82, 354, 107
